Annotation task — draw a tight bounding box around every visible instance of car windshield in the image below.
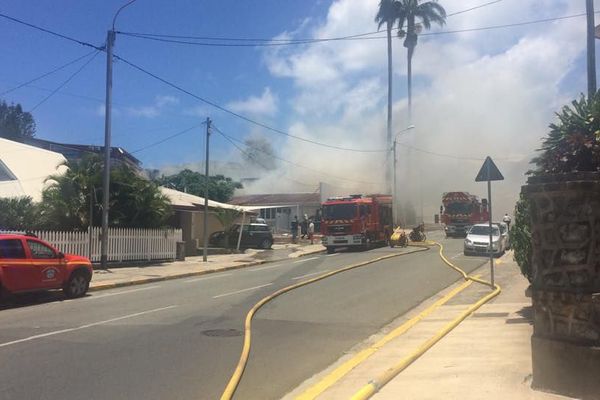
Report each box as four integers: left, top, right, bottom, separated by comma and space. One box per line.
445, 203, 473, 214
469, 226, 500, 236
323, 204, 357, 220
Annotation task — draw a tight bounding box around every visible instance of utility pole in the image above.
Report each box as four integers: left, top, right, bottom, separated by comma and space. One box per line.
100, 29, 115, 269
100, 0, 137, 269
587, 0, 597, 97
392, 140, 398, 226
203, 117, 211, 262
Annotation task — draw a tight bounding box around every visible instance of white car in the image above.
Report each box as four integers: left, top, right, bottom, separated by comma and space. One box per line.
463, 223, 506, 257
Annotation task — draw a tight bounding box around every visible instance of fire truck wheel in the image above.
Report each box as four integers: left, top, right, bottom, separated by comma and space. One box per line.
326, 246, 335, 254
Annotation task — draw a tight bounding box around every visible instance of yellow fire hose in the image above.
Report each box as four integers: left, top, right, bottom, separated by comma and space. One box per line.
219, 240, 500, 400
219, 247, 429, 400
350, 241, 501, 399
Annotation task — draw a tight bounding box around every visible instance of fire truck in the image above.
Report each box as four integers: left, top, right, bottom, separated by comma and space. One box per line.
440, 191, 489, 237
320, 194, 393, 253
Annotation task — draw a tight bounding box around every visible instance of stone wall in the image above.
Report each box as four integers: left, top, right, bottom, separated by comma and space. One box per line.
522, 172, 600, 398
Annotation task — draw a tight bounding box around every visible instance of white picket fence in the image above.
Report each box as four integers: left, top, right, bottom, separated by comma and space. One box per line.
1, 227, 182, 263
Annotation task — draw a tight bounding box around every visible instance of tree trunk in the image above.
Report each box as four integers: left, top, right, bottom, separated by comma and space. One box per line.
407, 44, 414, 125
386, 21, 393, 196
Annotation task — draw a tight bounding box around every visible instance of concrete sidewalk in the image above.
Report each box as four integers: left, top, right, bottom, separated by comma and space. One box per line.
287, 252, 572, 400
90, 243, 325, 291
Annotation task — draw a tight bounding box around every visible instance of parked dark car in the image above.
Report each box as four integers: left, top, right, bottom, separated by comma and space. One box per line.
209, 223, 273, 249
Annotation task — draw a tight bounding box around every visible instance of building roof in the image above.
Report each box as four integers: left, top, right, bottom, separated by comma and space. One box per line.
0, 138, 67, 202
17, 137, 141, 167
160, 187, 256, 212
229, 192, 320, 206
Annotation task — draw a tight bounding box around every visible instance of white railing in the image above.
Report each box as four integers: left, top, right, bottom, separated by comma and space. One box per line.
0, 227, 182, 263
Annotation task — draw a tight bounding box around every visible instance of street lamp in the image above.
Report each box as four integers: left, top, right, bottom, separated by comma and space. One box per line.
392, 125, 415, 227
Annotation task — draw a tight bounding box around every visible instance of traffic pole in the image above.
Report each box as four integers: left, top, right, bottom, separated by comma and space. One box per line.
587, 0, 597, 97
100, 29, 115, 269
203, 117, 211, 262
487, 163, 494, 288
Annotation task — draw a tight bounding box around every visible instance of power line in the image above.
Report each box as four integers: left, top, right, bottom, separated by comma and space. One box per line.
213, 125, 384, 186
29, 50, 101, 112
116, 0, 503, 45
0, 50, 99, 96
118, 11, 592, 47
112, 53, 388, 153
0, 12, 103, 50
420, 12, 595, 37
130, 124, 202, 154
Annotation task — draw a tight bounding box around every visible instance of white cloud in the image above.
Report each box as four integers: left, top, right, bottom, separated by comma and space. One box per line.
250, 0, 589, 217
226, 87, 278, 116
126, 95, 180, 119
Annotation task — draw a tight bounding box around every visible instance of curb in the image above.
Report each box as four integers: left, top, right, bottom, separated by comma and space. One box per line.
89, 247, 326, 292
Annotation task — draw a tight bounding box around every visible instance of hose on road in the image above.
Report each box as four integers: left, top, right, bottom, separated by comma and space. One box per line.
218, 247, 429, 400
350, 241, 501, 400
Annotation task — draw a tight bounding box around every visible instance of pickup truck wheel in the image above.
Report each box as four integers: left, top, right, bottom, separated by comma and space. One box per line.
326, 246, 335, 254
260, 238, 272, 249
64, 271, 90, 299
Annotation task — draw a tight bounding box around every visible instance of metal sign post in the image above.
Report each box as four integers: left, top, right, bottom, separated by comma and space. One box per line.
475, 156, 504, 288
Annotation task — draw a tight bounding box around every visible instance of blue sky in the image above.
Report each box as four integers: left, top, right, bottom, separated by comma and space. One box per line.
0, 0, 331, 166
1, 0, 599, 215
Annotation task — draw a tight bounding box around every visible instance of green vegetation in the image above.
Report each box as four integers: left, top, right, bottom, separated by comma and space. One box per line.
0, 197, 39, 230
0, 100, 36, 139
156, 169, 242, 203
40, 155, 171, 230
510, 195, 532, 282
513, 92, 600, 281
214, 209, 242, 249
531, 91, 600, 174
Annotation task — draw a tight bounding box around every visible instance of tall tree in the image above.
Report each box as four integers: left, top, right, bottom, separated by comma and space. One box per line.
0, 100, 36, 139
41, 155, 171, 229
156, 169, 242, 203
375, 0, 399, 194
396, 0, 446, 122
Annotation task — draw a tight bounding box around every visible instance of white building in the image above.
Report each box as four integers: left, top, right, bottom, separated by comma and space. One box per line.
0, 138, 66, 202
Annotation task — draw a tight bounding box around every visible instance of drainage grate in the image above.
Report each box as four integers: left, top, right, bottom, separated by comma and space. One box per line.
202, 329, 243, 337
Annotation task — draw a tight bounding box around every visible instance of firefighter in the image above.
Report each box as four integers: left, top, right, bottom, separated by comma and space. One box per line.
503, 213, 512, 230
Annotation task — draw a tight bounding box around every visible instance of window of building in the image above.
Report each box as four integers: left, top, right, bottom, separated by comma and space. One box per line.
0, 159, 17, 182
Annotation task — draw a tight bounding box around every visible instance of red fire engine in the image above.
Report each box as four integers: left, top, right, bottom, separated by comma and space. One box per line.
440, 191, 489, 237
320, 194, 393, 253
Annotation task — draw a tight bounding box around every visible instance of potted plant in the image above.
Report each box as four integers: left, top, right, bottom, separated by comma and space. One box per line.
521, 92, 600, 398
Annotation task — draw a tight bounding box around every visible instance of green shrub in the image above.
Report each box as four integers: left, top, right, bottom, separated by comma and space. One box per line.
511, 195, 532, 282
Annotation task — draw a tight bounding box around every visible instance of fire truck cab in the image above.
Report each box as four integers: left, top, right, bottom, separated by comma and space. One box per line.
320, 194, 393, 253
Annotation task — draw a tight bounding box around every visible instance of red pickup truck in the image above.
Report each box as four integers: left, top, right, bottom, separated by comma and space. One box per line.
0, 234, 93, 299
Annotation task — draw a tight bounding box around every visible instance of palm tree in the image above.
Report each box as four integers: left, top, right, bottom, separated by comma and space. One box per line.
375, 0, 400, 195
396, 0, 446, 122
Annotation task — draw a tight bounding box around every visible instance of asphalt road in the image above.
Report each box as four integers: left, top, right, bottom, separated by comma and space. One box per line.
0, 231, 489, 400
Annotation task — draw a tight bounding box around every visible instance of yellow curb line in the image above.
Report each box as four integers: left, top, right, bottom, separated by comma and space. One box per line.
219, 247, 430, 400
295, 277, 475, 400
350, 242, 501, 400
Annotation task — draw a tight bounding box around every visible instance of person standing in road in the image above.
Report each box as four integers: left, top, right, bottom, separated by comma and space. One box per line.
308, 219, 315, 245
503, 213, 512, 230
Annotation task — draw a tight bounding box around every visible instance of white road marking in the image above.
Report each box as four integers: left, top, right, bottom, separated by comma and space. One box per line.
0, 305, 177, 349
212, 283, 273, 299
450, 253, 463, 259
85, 286, 160, 300
326, 253, 340, 257
184, 273, 232, 283
293, 257, 319, 264
292, 270, 329, 280
249, 264, 284, 272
